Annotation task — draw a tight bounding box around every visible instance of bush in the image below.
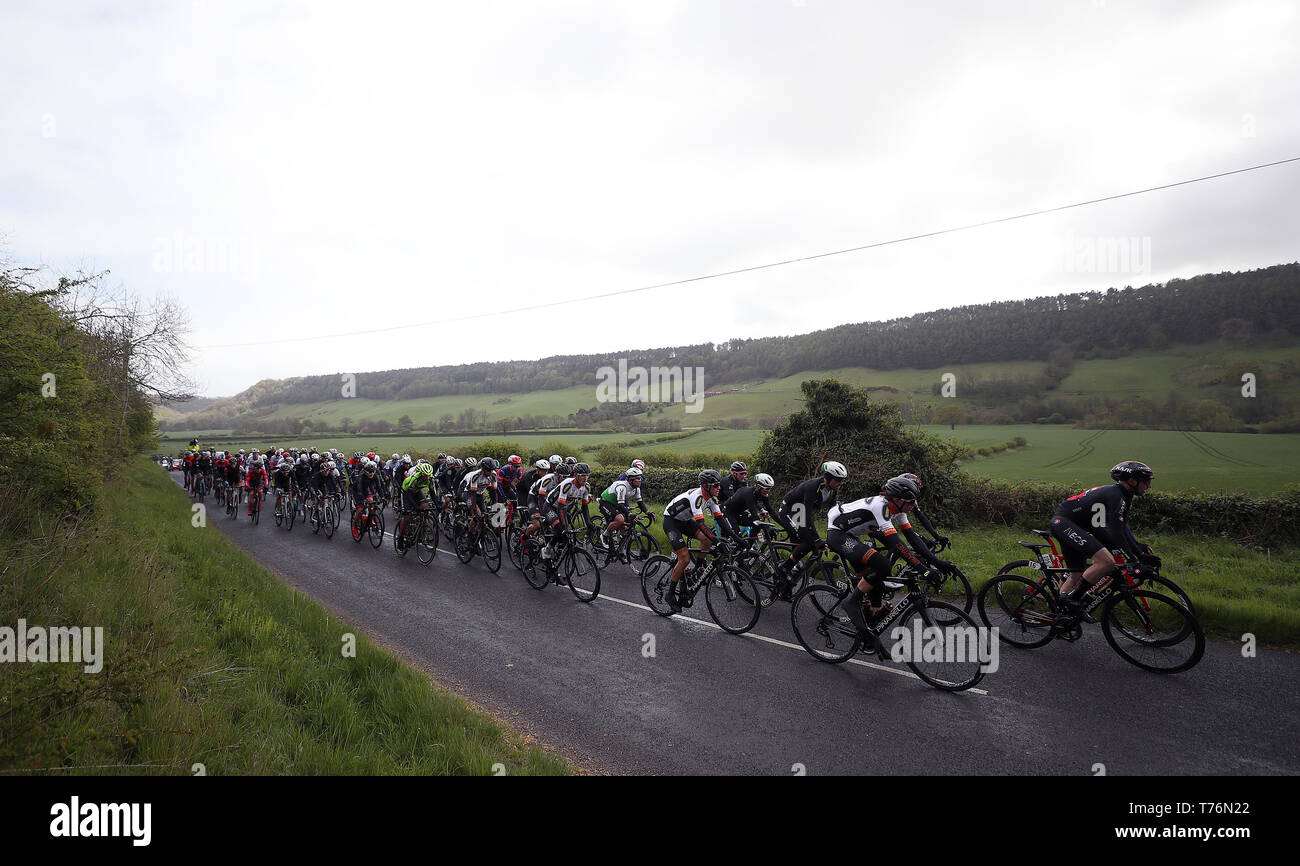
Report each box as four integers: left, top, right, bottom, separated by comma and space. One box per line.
1013, 436, 1028, 447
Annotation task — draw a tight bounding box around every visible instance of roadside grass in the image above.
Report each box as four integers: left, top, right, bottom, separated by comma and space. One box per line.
628, 502, 1300, 647
0, 459, 571, 775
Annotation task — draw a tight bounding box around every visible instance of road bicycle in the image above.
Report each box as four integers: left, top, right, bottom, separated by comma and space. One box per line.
789, 563, 986, 691
273, 488, 295, 530
453, 501, 502, 573
585, 511, 662, 576
640, 542, 761, 635
522, 526, 601, 602
351, 495, 386, 549
308, 493, 337, 539
993, 529, 1193, 614
977, 553, 1203, 673
394, 501, 439, 565
246, 486, 263, 525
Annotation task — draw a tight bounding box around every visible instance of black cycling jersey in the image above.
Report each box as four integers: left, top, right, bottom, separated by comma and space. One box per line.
722, 485, 774, 527
1054, 483, 1143, 555
718, 473, 747, 505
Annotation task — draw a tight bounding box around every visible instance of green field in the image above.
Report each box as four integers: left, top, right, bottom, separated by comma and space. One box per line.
927, 425, 1300, 495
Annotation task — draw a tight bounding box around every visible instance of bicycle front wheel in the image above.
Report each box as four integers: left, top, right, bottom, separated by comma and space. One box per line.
895, 601, 986, 691
322, 502, 336, 538
639, 554, 678, 617
417, 517, 439, 565
483, 529, 502, 574
624, 528, 661, 577
1101, 590, 1204, 673
369, 510, 386, 549
565, 547, 601, 602
790, 584, 861, 663
705, 566, 761, 635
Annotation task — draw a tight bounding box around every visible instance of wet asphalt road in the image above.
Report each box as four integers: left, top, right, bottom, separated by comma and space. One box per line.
183, 477, 1300, 775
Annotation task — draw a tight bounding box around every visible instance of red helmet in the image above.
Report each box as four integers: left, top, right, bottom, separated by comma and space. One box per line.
508, 455, 522, 465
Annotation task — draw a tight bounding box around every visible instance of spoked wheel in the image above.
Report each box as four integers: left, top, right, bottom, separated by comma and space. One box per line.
523, 542, 550, 590
977, 574, 1058, 649
417, 516, 439, 565
393, 518, 411, 557
454, 520, 475, 564
790, 584, 862, 664
624, 529, 662, 577
705, 566, 761, 635
287, 498, 296, 531
921, 567, 974, 624
251, 498, 260, 525
639, 554, 678, 617
482, 529, 503, 574
351, 508, 366, 543
894, 601, 986, 691
368, 509, 386, 549
506, 526, 525, 571
311, 504, 323, 535
322, 501, 336, 539
274, 498, 284, 527
1101, 590, 1204, 673
565, 547, 601, 602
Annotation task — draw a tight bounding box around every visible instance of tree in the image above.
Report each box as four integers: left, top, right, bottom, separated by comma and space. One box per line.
932, 405, 967, 429
397, 414, 414, 433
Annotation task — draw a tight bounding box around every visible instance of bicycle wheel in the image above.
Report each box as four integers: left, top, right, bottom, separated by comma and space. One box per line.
274, 497, 284, 527
393, 517, 411, 557
454, 520, 475, 564
252, 497, 260, 525
322, 502, 336, 538
565, 547, 601, 602
894, 601, 986, 691
523, 542, 550, 590
331, 498, 343, 531
1132, 573, 1195, 616
623, 528, 662, 577
368, 509, 385, 549
482, 529, 503, 574
1101, 590, 1204, 673
506, 526, 525, 571
639, 554, 678, 617
790, 584, 861, 663
926, 567, 974, 622
310, 503, 322, 535
351, 507, 366, 542
287, 497, 296, 531
977, 574, 1057, 649
705, 566, 762, 635
417, 516, 439, 565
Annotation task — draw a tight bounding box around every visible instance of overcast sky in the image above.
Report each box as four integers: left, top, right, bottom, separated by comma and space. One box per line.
4, 0, 1298, 397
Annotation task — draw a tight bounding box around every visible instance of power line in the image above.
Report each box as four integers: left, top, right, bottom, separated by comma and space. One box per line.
196, 155, 1300, 349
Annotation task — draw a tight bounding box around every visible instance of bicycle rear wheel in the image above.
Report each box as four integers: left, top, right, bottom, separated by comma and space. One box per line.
322, 502, 336, 538
790, 584, 861, 663
977, 574, 1057, 649
565, 547, 601, 602
506, 526, 525, 571
705, 566, 761, 634
895, 601, 986, 691
368, 509, 385, 549
523, 544, 550, 590
624, 529, 661, 577
274, 497, 284, 527
1101, 590, 1204, 673
351, 508, 366, 542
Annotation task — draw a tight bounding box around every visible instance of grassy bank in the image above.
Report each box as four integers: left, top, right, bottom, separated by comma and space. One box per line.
628, 502, 1300, 647
0, 459, 571, 775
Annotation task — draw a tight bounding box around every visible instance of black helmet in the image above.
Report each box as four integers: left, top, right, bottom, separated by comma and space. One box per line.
1110, 461, 1154, 482
698, 469, 722, 486
189, 438, 199, 446
730, 461, 747, 472
564, 456, 577, 465
883, 476, 920, 502
436, 452, 447, 461
479, 457, 499, 472
553, 463, 571, 477
572, 462, 590, 475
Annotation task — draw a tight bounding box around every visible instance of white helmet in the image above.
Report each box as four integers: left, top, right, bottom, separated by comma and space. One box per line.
821, 461, 848, 479
754, 473, 774, 489
535, 459, 551, 470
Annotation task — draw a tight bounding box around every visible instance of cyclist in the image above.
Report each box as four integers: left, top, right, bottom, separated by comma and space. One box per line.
524, 461, 565, 542
598, 466, 650, 547
245, 456, 268, 517
435, 456, 461, 499
721, 471, 777, 540
661, 469, 742, 611
497, 454, 524, 504
221, 451, 244, 509
830, 476, 953, 633
540, 462, 594, 564
397, 461, 437, 545
616, 459, 647, 482
1051, 461, 1157, 619
898, 472, 950, 550
775, 461, 847, 583
271, 457, 295, 514
352, 459, 385, 527
460, 457, 500, 525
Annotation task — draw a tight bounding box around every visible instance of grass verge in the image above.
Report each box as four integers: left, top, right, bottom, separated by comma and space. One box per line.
0, 458, 571, 775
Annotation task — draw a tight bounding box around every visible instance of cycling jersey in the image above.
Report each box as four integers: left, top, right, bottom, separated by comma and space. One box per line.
721, 485, 774, 527
1054, 484, 1142, 554
600, 479, 644, 509
245, 466, 267, 489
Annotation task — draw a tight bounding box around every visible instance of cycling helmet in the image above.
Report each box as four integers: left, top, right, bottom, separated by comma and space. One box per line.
251, 448, 259, 455
298, 454, 309, 465
416, 462, 435, 477
354, 451, 364, 460
402, 453, 412, 462
508, 454, 522, 465
367, 452, 377, 461
391, 453, 400, 460
416, 457, 429, 466
754, 473, 774, 490
238, 449, 246, 455
479, 457, 499, 472
436, 452, 447, 461
549, 454, 562, 466
189, 438, 199, 446
698, 469, 723, 486
902, 472, 922, 488
572, 462, 590, 475
553, 463, 571, 477
310, 452, 321, 462
252, 456, 264, 467
364, 461, 377, 475
883, 476, 920, 502
565, 456, 577, 466
1110, 461, 1154, 482
821, 461, 848, 479
463, 457, 479, 469
631, 459, 646, 470
625, 467, 644, 479
730, 461, 747, 472
535, 459, 551, 471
